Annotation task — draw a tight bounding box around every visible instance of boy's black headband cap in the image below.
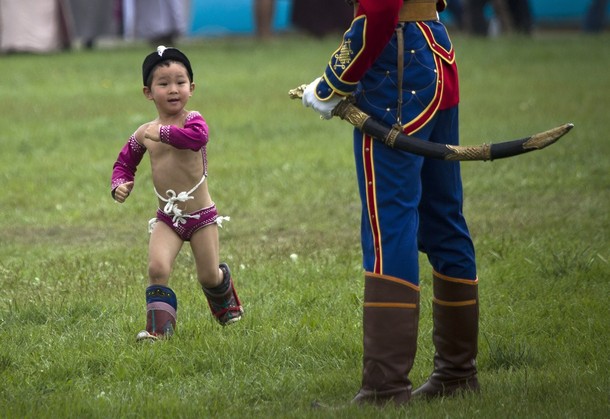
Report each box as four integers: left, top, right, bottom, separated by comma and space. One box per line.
142, 46, 193, 85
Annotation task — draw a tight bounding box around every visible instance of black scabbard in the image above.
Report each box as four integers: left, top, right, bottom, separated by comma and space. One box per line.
288, 85, 573, 161
362, 117, 452, 160
334, 100, 574, 161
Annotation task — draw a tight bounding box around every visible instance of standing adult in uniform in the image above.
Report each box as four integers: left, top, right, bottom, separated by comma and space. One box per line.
302, 0, 479, 405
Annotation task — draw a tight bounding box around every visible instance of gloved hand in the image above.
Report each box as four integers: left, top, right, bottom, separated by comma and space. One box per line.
302, 77, 343, 120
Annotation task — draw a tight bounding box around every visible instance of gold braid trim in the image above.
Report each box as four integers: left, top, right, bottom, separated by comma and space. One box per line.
445, 143, 492, 161
384, 125, 403, 148
332, 100, 369, 129
433, 297, 477, 307
364, 302, 418, 309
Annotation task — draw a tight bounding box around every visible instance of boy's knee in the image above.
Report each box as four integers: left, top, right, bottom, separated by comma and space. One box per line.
198, 267, 221, 288
148, 260, 170, 282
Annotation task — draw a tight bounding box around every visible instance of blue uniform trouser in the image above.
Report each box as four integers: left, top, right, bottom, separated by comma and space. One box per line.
353, 106, 476, 285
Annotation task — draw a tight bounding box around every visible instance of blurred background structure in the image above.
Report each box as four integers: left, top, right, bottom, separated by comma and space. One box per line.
0, 0, 607, 53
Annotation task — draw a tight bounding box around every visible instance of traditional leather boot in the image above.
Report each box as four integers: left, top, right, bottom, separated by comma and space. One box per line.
352, 273, 420, 406
136, 285, 178, 341
202, 263, 244, 326
412, 272, 480, 398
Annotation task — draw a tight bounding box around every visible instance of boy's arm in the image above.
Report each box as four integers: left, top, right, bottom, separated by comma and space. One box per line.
111, 135, 146, 199
157, 111, 209, 151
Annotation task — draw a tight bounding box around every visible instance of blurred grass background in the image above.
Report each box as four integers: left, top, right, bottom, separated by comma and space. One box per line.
0, 32, 608, 418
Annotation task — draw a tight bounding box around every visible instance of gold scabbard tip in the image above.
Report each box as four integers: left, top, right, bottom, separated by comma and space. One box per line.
524, 123, 574, 150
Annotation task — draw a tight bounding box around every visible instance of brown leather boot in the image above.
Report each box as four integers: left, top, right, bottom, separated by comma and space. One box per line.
412, 272, 480, 398
352, 273, 420, 406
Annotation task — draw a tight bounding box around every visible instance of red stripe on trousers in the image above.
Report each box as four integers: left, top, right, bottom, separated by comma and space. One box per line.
363, 135, 382, 273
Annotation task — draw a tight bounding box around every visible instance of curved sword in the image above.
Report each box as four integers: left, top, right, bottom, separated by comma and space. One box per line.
289, 84, 573, 161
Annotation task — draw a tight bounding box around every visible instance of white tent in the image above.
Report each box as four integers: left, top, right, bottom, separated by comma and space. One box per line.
122, 0, 188, 41
0, 0, 72, 53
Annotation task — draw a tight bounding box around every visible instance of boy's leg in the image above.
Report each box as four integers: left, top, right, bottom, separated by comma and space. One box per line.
190, 225, 243, 325
137, 221, 184, 341
148, 220, 184, 285
190, 221, 220, 288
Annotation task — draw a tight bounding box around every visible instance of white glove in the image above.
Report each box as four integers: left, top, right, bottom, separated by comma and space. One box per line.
302, 77, 343, 120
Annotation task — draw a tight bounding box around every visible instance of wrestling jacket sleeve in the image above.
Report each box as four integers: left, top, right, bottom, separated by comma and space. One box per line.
159, 111, 209, 151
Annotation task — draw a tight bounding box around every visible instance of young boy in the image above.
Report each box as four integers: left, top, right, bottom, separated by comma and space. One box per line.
111, 46, 243, 341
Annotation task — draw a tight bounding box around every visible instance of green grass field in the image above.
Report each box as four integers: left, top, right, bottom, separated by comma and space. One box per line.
0, 31, 608, 418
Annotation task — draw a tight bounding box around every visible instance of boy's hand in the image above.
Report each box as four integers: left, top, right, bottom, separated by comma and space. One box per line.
144, 123, 161, 142
114, 181, 134, 203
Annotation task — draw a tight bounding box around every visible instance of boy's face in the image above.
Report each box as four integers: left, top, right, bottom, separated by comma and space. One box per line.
143, 61, 195, 116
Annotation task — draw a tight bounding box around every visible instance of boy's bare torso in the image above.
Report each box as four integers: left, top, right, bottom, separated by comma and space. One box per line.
136, 115, 212, 213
